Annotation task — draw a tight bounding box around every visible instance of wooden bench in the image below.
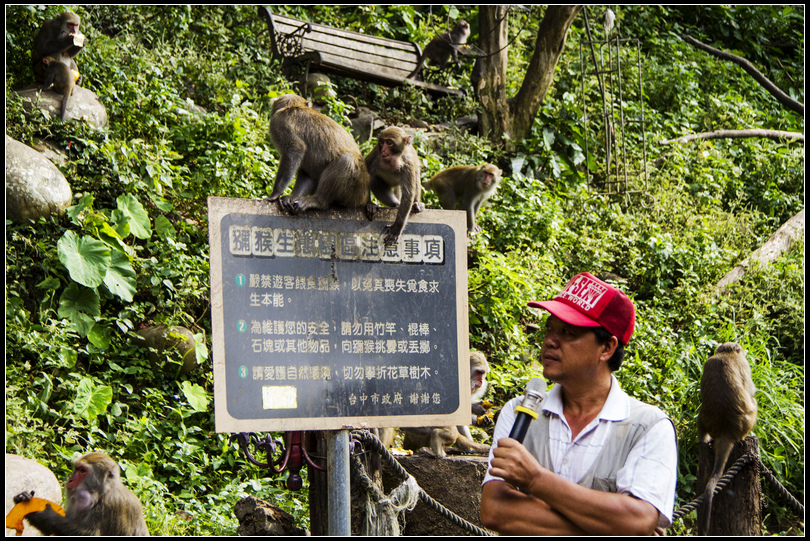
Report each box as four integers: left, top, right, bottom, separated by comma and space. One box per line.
258, 7, 464, 97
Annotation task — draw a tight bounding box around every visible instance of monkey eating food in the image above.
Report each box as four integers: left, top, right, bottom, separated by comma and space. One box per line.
402, 352, 492, 458
696, 342, 757, 534
425, 164, 502, 233
365, 126, 425, 245
409, 20, 471, 80
267, 94, 372, 218
14, 452, 149, 536
32, 11, 84, 86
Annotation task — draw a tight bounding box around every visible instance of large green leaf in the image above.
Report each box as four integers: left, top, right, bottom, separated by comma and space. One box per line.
73, 378, 113, 420
103, 249, 137, 302
57, 231, 111, 288
117, 193, 152, 239
180, 381, 209, 413
58, 282, 101, 319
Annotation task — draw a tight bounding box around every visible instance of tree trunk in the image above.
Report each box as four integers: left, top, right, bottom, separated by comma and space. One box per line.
477, 6, 583, 146
477, 5, 510, 144
511, 6, 583, 141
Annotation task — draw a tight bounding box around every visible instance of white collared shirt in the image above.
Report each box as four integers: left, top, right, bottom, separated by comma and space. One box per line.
483, 375, 678, 527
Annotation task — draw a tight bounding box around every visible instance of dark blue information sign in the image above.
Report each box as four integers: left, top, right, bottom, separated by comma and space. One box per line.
209, 197, 470, 432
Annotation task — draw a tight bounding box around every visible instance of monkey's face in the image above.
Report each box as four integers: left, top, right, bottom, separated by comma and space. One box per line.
65, 462, 98, 512
66, 463, 89, 492
58, 13, 80, 34
478, 166, 502, 190
472, 367, 489, 393
379, 136, 410, 170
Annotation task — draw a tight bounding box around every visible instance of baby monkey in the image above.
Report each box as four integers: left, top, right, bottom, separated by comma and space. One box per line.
697, 342, 757, 534
40, 56, 75, 121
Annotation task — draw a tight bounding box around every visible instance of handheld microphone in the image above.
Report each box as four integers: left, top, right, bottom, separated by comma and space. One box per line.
508, 378, 548, 443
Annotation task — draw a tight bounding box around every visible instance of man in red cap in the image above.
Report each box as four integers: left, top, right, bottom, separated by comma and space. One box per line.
480, 273, 677, 535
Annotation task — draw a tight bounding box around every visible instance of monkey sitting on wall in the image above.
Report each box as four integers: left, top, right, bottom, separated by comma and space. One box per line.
409, 20, 471, 80
424, 164, 502, 233
365, 126, 425, 245
14, 452, 149, 536
402, 352, 493, 458
267, 94, 372, 218
697, 342, 757, 534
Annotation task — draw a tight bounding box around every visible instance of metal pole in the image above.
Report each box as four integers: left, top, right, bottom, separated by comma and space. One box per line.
327, 429, 351, 536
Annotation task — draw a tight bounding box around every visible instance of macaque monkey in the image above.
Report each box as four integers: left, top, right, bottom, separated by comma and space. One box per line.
410, 20, 471, 79
403, 352, 492, 458
365, 126, 424, 245
697, 342, 757, 534
425, 164, 502, 233
40, 56, 74, 120
14, 452, 149, 536
458, 351, 494, 441
32, 11, 84, 86
267, 94, 372, 217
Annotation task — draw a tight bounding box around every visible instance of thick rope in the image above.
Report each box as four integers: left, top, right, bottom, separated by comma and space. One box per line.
351, 430, 494, 536
351, 454, 419, 536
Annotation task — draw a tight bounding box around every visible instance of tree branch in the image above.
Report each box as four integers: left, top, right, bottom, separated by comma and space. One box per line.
716, 209, 805, 289
681, 34, 804, 115
661, 129, 804, 145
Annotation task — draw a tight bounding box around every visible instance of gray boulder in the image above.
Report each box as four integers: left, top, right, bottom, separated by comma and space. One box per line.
6, 135, 72, 223
5, 454, 63, 537
16, 84, 108, 128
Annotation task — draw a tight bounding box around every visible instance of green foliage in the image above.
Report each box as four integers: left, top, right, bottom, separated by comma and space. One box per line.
5, 4, 803, 536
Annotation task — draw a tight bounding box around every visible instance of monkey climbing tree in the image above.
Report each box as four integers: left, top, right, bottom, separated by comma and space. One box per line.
580, 8, 651, 207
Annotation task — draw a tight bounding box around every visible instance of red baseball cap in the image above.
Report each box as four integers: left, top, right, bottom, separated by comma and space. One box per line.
528, 272, 635, 345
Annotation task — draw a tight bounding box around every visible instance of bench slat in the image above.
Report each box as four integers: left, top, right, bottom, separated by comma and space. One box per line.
261, 8, 463, 95
273, 21, 419, 68
271, 13, 419, 81
273, 15, 419, 53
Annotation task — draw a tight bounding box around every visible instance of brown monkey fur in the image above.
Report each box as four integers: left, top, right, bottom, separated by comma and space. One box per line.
409, 20, 471, 79
697, 342, 757, 534
425, 164, 502, 232
267, 94, 372, 217
32, 12, 83, 86
403, 352, 492, 458
15, 452, 149, 536
365, 126, 425, 245
40, 56, 75, 121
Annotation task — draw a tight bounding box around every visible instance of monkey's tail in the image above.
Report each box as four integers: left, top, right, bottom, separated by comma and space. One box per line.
701, 437, 735, 533
60, 94, 70, 121
407, 55, 427, 80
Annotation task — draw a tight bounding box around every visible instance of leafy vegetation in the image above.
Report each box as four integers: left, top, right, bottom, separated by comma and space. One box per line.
5, 5, 803, 535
